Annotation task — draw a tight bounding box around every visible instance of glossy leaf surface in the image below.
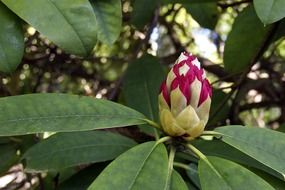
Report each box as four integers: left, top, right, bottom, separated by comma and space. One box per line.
0, 94, 146, 136
2, 0, 97, 56
23, 131, 136, 171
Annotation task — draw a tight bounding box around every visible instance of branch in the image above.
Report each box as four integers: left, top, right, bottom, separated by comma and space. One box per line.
239, 100, 280, 111
218, 0, 252, 9
229, 22, 281, 123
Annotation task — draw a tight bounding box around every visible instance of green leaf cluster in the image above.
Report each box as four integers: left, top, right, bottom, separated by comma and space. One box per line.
1, 0, 285, 190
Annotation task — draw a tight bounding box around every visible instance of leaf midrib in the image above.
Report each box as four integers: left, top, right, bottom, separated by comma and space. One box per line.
93, 1, 112, 44
0, 114, 144, 124
127, 143, 158, 189
25, 143, 133, 161
46, 0, 87, 54
212, 161, 235, 190
222, 133, 285, 174
265, 0, 275, 23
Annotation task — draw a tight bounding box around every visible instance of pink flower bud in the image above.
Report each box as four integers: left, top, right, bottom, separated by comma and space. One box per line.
158, 52, 212, 140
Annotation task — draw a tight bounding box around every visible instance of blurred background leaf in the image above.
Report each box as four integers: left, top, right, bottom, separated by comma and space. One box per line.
131, 0, 160, 29
253, 0, 285, 24
123, 55, 165, 135
0, 144, 19, 176
0, 0, 285, 189
2, 0, 97, 56
0, 2, 24, 73
224, 5, 272, 73
58, 163, 108, 190
123, 55, 164, 121
90, 0, 122, 45
183, 2, 218, 30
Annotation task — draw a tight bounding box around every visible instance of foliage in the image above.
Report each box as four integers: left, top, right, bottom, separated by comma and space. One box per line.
0, 0, 285, 189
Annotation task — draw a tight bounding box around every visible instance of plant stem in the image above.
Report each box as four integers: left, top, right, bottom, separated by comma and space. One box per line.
140, 119, 161, 140
201, 131, 222, 136
186, 144, 211, 166
186, 144, 224, 178
9, 137, 22, 143
153, 128, 160, 140
173, 162, 203, 177
156, 136, 172, 144
173, 162, 194, 172
144, 119, 161, 129
165, 145, 176, 190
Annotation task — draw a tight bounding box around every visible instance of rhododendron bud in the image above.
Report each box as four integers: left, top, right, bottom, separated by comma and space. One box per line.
158, 52, 212, 140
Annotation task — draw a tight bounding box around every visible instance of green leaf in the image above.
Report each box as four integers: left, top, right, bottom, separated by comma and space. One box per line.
224, 5, 271, 73
131, 0, 160, 29
0, 144, 19, 175
183, 2, 218, 30
277, 123, 285, 133
123, 55, 165, 135
0, 137, 11, 145
90, 0, 122, 45
208, 89, 230, 126
23, 131, 137, 171
186, 182, 198, 190
271, 18, 285, 42
88, 141, 169, 190
59, 163, 108, 190
0, 2, 24, 73
34, 167, 78, 190
123, 55, 165, 121
254, 0, 285, 24
192, 139, 279, 179
2, 0, 97, 56
171, 170, 188, 190
249, 168, 285, 190
199, 156, 275, 190
131, 0, 219, 29
0, 93, 146, 136
215, 125, 285, 180
175, 152, 198, 163
186, 163, 200, 189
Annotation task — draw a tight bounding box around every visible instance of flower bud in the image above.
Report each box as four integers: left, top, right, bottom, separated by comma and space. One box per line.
158, 52, 212, 140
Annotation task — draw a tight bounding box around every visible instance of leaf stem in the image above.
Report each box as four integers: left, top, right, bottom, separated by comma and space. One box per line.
9, 137, 22, 143
153, 128, 160, 140
173, 162, 194, 172
143, 119, 162, 140
156, 136, 172, 144
186, 144, 211, 166
144, 119, 161, 129
165, 145, 176, 190
186, 144, 222, 178
201, 131, 222, 136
